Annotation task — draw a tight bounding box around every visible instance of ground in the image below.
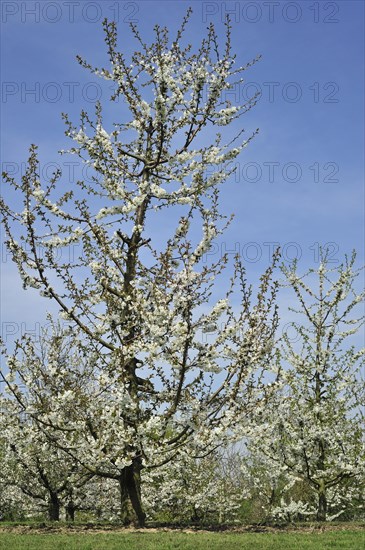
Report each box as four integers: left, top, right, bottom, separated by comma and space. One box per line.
0, 523, 363, 550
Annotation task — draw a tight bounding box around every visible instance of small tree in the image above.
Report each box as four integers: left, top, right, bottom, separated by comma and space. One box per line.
0, 408, 73, 521
142, 446, 246, 525
1, 11, 278, 526
0, 329, 94, 521
248, 252, 365, 521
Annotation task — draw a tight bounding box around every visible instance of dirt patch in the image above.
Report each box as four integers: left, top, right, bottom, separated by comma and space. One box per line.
0, 522, 364, 535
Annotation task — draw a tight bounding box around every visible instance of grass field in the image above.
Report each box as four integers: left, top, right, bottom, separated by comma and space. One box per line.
0, 527, 364, 550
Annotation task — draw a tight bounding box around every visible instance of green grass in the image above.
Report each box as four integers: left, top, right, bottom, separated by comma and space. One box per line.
0, 530, 363, 550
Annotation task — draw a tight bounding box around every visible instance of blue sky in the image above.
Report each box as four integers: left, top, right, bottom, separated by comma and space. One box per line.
1, 0, 364, 346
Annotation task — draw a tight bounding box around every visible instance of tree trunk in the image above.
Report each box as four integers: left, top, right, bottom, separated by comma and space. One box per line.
48, 493, 60, 521
119, 472, 131, 525
125, 459, 146, 527
317, 484, 327, 521
65, 502, 75, 522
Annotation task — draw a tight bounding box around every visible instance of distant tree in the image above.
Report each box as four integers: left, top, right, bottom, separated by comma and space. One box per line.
247, 252, 365, 521
142, 445, 247, 524
0, 10, 278, 526
0, 328, 93, 521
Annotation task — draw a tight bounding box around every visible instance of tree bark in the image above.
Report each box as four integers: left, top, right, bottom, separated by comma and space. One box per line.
65, 502, 76, 522
125, 459, 146, 527
317, 483, 327, 521
48, 493, 60, 521
119, 472, 131, 525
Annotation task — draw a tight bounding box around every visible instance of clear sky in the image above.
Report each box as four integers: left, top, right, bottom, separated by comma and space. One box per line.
1, 0, 364, 347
